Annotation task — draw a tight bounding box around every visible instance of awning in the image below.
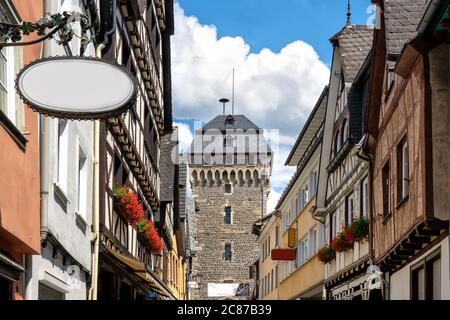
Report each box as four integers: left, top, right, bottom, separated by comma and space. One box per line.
0, 252, 25, 281
102, 246, 171, 299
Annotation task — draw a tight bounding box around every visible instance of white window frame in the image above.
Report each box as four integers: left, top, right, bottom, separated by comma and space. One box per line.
0, 46, 23, 128
77, 144, 88, 221
362, 177, 369, 218
346, 193, 355, 225
309, 227, 317, 257
303, 237, 309, 263
57, 119, 68, 193
310, 170, 318, 197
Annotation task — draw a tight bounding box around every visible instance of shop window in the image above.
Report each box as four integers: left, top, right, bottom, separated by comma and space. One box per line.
411, 250, 441, 300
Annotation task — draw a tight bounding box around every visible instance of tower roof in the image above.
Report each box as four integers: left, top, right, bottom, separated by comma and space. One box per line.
330, 25, 374, 82
201, 114, 261, 132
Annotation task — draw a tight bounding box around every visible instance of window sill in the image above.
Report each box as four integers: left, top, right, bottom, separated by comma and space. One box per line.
396, 195, 409, 209
75, 211, 88, 233
54, 182, 70, 207
0, 110, 28, 150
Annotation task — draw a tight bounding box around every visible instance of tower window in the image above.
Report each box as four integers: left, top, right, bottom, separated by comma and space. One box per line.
225, 115, 234, 125
224, 207, 232, 224
224, 244, 232, 261
225, 183, 232, 194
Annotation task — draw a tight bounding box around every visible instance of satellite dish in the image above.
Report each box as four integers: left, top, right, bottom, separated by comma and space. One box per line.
366, 264, 381, 275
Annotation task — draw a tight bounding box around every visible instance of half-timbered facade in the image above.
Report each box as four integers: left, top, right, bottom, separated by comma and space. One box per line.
313, 23, 374, 300
97, 0, 175, 300
365, 0, 450, 300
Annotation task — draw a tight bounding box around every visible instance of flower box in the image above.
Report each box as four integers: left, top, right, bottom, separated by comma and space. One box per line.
113, 185, 163, 253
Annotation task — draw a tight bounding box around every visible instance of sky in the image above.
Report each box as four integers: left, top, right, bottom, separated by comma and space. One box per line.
171, 0, 376, 212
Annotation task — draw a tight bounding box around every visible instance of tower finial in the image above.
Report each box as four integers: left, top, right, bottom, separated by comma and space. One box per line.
219, 98, 229, 115
346, 0, 351, 26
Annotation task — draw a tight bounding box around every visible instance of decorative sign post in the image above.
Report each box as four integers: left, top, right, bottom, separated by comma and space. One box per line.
15, 56, 137, 119
0, 11, 138, 120
271, 249, 296, 261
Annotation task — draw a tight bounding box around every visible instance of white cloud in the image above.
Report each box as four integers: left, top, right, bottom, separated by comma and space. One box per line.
171, 3, 329, 208
173, 122, 194, 153
267, 188, 281, 214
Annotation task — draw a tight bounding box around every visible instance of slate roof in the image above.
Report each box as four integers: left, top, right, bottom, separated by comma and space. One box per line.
201, 115, 261, 132
189, 114, 271, 156
331, 25, 374, 82
285, 86, 328, 166
384, 0, 430, 54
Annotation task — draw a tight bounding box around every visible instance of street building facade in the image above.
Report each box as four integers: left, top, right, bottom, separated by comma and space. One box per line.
365, 0, 450, 300
256, 212, 280, 300
276, 86, 328, 300
25, 0, 95, 301
96, 0, 176, 300
0, 0, 41, 300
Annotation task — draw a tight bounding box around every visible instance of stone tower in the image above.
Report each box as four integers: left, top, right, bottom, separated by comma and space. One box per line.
188, 114, 272, 300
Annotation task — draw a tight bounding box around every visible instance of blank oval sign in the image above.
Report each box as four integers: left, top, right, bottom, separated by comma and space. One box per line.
16, 56, 137, 119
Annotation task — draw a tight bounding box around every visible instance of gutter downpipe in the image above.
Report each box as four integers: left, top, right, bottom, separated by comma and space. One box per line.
88, 43, 104, 300
356, 135, 390, 300
88, 0, 116, 300
26, 0, 53, 301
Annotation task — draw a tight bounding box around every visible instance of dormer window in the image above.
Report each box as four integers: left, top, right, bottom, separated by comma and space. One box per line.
334, 130, 341, 155
225, 115, 235, 125
341, 119, 349, 144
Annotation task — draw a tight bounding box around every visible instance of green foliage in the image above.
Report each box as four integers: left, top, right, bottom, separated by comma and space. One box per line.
0, 12, 92, 48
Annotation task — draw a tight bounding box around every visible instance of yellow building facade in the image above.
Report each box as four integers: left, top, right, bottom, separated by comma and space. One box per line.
164, 234, 187, 300
257, 214, 281, 300
274, 87, 328, 300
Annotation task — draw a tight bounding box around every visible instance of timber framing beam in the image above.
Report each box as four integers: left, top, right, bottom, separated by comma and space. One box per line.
107, 117, 160, 212
377, 219, 449, 273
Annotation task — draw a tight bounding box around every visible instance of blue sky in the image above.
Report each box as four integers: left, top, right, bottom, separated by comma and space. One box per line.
174, 0, 375, 130
177, 0, 375, 65
172, 0, 375, 211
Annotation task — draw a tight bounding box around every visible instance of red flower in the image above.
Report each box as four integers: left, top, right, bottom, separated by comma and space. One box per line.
113, 186, 163, 253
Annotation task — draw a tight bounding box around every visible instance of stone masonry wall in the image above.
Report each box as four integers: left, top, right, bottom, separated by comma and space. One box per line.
189, 165, 269, 300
